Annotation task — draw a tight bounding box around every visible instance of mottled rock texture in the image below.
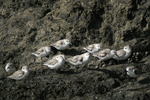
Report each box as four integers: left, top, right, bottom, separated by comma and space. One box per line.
0, 0, 150, 100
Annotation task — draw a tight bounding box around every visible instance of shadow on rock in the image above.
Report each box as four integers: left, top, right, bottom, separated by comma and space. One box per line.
61, 48, 83, 56
51, 47, 82, 56
56, 70, 79, 75
87, 68, 119, 78
138, 77, 150, 84
51, 46, 58, 55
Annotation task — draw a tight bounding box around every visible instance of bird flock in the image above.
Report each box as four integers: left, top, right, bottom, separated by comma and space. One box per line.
5, 39, 134, 81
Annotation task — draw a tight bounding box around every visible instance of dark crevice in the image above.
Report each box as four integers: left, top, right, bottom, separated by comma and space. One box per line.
88, 1, 104, 29
141, 18, 147, 28
39, 9, 51, 18
127, 0, 138, 20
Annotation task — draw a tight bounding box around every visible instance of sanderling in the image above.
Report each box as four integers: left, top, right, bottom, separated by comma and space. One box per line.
7, 66, 29, 80
83, 43, 101, 53
113, 45, 131, 61
50, 39, 71, 50
93, 49, 117, 60
66, 52, 90, 66
126, 66, 139, 78
31, 46, 51, 58
5, 63, 16, 75
93, 49, 118, 66
43, 54, 65, 69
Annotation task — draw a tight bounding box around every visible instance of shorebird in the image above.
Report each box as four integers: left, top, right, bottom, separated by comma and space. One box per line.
43, 55, 65, 70
7, 66, 29, 80
67, 52, 90, 66
126, 66, 140, 78
5, 63, 16, 75
50, 39, 72, 50
113, 45, 131, 62
83, 43, 102, 53
31, 46, 52, 61
93, 49, 118, 66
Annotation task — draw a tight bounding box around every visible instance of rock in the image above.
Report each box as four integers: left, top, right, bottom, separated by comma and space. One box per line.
0, 0, 150, 100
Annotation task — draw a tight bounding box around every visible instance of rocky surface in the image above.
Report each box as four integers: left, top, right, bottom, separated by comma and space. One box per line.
0, 0, 150, 100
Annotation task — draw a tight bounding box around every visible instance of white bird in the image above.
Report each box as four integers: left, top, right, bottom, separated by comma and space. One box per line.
126, 66, 140, 78
113, 45, 131, 61
67, 52, 90, 66
5, 63, 16, 75
7, 66, 29, 80
83, 43, 101, 53
93, 49, 118, 66
93, 49, 117, 61
43, 55, 65, 69
31, 46, 51, 58
50, 39, 71, 50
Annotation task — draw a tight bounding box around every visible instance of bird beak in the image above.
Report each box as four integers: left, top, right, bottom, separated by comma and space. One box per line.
63, 57, 66, 61
64, 58, 68, 62
61, 56, 67, 61
69, 42, 72, 45
92, 54, 96, 57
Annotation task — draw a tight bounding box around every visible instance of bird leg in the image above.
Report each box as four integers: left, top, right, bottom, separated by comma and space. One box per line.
40, 57, 43, 64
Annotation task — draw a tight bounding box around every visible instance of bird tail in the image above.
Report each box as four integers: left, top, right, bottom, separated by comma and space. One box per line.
92, 53, 97, 57
7, 76, 13, 79
43, 62, 46, 65
83, 47, 86, 50
43, 61, 49, 66
31, 53, 36, 56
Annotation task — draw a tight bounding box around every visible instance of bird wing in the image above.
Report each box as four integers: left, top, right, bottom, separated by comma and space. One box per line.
116, 49, 126, 57
99, 53, 107, 57
97, 49, 110, 57
12, 70, 24, 77
68, 56, 83, 63
45, 59, 58, 65
85, 45, 94, 51
35, 48, 44, 54
78, 56, 83, 62
52, 40, 64, 47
